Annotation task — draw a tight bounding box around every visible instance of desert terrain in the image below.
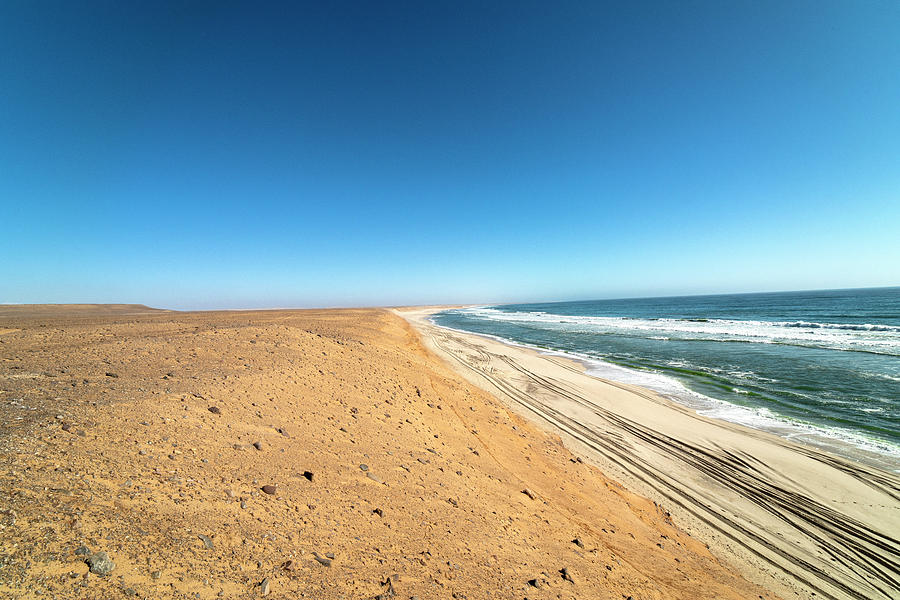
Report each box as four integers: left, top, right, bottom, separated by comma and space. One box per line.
0, 306, 778, 599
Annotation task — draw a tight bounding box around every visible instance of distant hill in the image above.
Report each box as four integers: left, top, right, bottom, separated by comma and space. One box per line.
0, 304, 170, 318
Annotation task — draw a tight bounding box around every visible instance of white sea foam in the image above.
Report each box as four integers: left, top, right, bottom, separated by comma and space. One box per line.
429, 314, 900, 471
456, 307, 900, 355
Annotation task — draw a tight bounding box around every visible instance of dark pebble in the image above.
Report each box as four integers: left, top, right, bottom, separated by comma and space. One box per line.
261, 485, 277, 495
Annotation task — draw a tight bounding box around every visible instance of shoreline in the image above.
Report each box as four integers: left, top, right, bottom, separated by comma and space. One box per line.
397, 306, 900, 600
429, 316, 900, 474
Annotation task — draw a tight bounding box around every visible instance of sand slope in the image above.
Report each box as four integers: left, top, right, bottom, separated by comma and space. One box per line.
397, 308, 900, 600
0, 307, 774, 599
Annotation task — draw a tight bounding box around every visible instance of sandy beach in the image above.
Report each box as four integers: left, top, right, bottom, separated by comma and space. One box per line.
0, 305, 782, 599
397, 307, 900, 600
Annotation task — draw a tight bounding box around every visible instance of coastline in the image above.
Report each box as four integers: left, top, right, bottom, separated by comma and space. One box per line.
397, 306, 900, 600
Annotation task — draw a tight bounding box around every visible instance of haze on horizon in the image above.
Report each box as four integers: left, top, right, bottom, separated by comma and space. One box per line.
2, 2, 899, 310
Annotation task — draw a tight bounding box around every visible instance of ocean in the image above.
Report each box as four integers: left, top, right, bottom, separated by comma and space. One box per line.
432, 287, 900, 472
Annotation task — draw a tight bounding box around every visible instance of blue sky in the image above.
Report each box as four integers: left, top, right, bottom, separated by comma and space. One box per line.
2, 1, 898, 309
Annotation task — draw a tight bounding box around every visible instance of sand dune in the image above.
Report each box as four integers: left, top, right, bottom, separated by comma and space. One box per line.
397, 307, 900, 600
0, 306, 777, 599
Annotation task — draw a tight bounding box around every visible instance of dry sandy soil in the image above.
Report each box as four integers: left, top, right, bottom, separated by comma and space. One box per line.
0, 306, 778, 599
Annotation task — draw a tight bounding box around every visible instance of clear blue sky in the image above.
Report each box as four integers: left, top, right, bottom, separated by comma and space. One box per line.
2, 1, 898, 309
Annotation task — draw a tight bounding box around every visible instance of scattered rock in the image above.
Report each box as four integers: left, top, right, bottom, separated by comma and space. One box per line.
572, 538, 584, 548
261, 485, 277, 495
86, 551, 115, 576
105, 372, 119, 378
560, 567, 574, 583
74, 545, 91, 557
281, 560, 294, 570
259, 577, 270, 596
151, 570, 161, 580
359, 463, 369, 471
124, 588, 137, 597
312, 552, 332, 567
522, 488, 537, 500
366, 472, 383, 484
301, 471, 314, 481
198, 534, 214, 549
208, 406, 221, 414
527, 578, 541, 588
252, 441, 263, 450
374, 574, 398, 599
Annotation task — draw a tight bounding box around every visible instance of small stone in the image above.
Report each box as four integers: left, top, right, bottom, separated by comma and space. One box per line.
85, 551, 115, 576
373, 508, 383, 517
522, 488, 537, 500
261, 485, 277, 495
281, 560, 294, 570
225, 489, 235, 498
198, 534, 214, 549
301, 471, 314, 481
259, 577, 270, 596
312, 552, 332, 567
151, 571, 161, 580
560, 567, 574, 583
366, 472, 383, 484
124, 588, 136, 597
105, 372, 119, 378
252, 441, 263, 450
572, 538, 584, 548
74, 545, 91, 557
527, 578, 540, 588
208, 406, 221, 414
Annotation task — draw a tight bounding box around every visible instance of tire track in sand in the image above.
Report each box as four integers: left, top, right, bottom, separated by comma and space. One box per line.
423, 324, 900, 600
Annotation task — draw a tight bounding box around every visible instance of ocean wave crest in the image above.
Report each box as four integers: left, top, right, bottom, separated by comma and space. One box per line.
455, 308, 900, 355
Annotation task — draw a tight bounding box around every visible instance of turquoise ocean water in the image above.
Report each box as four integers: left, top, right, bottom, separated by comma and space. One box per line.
433, 287, 900, 471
